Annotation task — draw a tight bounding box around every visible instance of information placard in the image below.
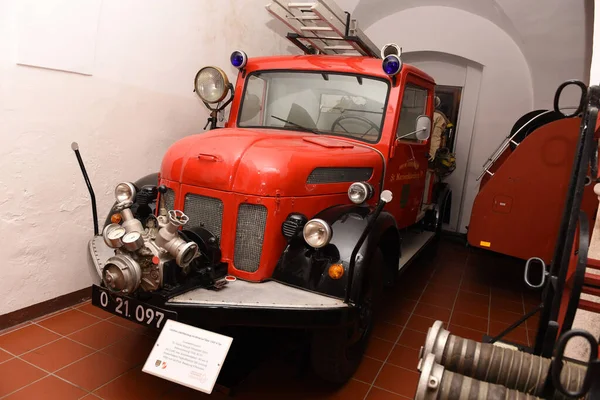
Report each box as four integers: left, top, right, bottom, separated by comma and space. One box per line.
142, 320, 233, 394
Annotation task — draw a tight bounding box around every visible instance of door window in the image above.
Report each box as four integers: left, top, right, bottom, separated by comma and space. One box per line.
239, 75, 267, 126
397, 84, 428, 141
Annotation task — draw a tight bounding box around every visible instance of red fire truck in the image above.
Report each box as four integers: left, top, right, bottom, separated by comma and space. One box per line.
74, 0, 451, 383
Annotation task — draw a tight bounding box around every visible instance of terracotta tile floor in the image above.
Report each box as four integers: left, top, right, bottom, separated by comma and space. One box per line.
0, 238, 540, 399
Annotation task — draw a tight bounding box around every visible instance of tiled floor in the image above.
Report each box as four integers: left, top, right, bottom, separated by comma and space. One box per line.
0, 238, 541, 399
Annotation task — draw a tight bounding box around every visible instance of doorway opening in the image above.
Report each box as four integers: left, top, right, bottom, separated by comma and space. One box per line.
435, 85, 462, 153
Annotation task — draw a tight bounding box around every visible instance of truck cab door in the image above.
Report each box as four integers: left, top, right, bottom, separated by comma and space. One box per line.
385, 81, 433, 228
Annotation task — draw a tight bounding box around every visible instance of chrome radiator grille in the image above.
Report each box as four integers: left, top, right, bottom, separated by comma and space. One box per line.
183, 194, 224, 238
162, 188, 175, 212
234, 204, 267, 272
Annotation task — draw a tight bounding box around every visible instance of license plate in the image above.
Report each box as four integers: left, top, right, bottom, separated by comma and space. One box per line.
92, 285, 177, 329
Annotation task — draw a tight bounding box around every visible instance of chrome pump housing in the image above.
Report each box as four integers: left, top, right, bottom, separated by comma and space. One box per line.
101, 188, 199, 295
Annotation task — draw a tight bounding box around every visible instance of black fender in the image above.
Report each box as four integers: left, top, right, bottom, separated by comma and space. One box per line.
273, 204, 399, 301
103, 173, 159, 228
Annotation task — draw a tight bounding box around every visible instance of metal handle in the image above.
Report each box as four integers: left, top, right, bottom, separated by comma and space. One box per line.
552, 329, 599, 398
524, 257, 547, 288
71, 142, 99, 236
197, 153, 222, 162
553, 80, 587, 118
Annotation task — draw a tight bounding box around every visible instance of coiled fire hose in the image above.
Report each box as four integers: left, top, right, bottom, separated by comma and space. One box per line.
417, 353, 541, 400
419, 321, 586, 398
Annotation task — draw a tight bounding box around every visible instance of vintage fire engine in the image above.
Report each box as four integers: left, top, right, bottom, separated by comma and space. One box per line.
75, 0, 451, 383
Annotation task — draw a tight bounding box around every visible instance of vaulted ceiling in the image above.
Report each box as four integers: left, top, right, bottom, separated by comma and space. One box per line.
340, 0, 593, 107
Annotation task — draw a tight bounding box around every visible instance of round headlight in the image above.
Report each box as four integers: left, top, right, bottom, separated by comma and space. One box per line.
194, 66, 229, 103
303, 219, 332, 248
115, 182, 136, 203
348, 182, 373, 204
382, 54, 402, 76
230, 50, 248, 69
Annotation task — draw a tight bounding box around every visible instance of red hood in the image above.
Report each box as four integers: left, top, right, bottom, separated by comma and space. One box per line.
160, 128, 382, 197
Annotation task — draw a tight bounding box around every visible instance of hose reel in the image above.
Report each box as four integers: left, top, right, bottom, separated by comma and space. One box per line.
415, 321, 598, 400
417, 353, 541, 400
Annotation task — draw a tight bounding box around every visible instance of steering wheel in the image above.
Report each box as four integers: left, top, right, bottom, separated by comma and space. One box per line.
331, 115, 380, 139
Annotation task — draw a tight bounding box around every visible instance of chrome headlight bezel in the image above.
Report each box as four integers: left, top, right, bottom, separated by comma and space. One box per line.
347, 182, 373, 205
303, 218, 332, 248
194, 66, 230, 103
114, 182, 136, 203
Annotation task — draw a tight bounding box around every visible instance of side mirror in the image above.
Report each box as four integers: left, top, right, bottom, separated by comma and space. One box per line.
415, 115, 431, 141
396, 115, 432, 141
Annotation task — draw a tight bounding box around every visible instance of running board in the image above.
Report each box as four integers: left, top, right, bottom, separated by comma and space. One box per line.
167, 279, 348, 309
398, 231, 436, 271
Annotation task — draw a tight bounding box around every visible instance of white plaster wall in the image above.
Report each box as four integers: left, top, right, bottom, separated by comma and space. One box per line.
0, 0, 292, 315
591, 0, 600, 85
365, 6, 534, 233
495, 0, 592, 109
403, 57, 467, 88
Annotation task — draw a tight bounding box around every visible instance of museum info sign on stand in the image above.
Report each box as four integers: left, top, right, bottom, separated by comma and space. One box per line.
142, 320, 233, 394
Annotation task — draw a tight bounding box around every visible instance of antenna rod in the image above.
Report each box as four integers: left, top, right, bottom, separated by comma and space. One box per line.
71, 142, 99, 236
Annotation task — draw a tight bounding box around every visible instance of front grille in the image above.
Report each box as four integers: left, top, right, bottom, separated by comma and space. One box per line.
162, 188, 175, 211
183, 194, 224, 238
234, 204, 267, 272
307, 167, 373, 184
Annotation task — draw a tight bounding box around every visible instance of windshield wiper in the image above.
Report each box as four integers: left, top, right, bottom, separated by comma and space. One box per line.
270, 115, 319, 134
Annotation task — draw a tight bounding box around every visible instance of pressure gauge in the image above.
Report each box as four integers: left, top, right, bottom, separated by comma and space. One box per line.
122, 231, 144, 252
103, 223, 126, 248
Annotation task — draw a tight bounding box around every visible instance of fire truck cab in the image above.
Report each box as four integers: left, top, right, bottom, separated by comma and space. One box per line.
83, 0, 452, 384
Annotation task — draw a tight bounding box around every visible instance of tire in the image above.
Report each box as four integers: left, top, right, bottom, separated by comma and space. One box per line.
310, 250, 384, 384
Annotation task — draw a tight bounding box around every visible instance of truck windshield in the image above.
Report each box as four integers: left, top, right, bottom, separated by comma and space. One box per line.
238, 71, 389, 143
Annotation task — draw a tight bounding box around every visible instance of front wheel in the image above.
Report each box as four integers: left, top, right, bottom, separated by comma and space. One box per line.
309, 250, 383, 384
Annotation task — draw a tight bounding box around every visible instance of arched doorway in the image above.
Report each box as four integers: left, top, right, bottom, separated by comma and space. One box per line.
403, 51, 483, 232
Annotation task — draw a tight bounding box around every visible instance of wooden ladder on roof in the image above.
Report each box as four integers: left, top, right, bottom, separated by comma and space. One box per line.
265, 0, 380, 57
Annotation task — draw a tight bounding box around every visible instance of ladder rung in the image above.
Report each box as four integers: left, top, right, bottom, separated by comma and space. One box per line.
290, 16, 321, 20
288, 2, 317, 9
587, 258, 600, 270
266, 2, 328, 54
303, 35, 346, 40
582, 285, 600, 297
584, 272, 600, 288
324, 45, 355, 50
300, 26, 334, 31
579, 299, 600, 314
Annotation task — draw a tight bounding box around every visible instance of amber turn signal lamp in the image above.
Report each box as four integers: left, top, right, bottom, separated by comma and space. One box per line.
110, 213, 122, 224
328, 264, 344, 280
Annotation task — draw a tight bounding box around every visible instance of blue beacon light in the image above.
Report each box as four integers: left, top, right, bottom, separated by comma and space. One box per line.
230, 50, 248, 69
382, 54, 402, 76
